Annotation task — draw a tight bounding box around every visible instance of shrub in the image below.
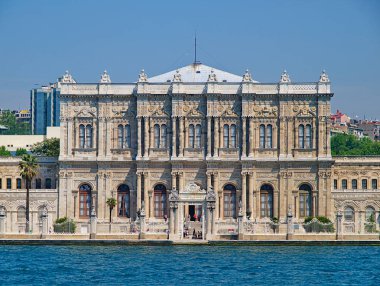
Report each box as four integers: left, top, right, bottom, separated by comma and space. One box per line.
53, 217, 76, 233
303, 216, 334, 233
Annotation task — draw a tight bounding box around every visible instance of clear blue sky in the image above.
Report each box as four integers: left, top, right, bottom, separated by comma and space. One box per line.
0, 0, 379, 119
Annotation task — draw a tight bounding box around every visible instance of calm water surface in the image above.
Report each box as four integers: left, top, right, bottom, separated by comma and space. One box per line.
0, 245, 379, 285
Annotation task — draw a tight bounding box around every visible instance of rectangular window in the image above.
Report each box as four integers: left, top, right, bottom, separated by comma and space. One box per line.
36, 178, 42, 189
45, 178, 52, 189
16, 178, 22, 189
372, 179, 377, 189
362, 179, 367, 189
352, 179, 357, 189
0, 178, 2, 189
6, 178, 12, 189
342, 179, 347, 189
333, 179, 338, 190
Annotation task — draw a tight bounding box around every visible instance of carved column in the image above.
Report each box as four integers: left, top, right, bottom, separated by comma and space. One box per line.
249, 118, 254, 157
214, 172, 219, 219
144, 173, 149, 218
0, 208, 6, 234
136, 172, 142, 212
241, 172, 247, 218
207, 117, 212, 157
184, 118, 188, 149
213, 118, 219, 157
179, 117, 184, 157
67, 118, 73, 157
273, 191, 279, 219
242, 117, 247, 157
248, 172, 253, 218
137, 117, 142, 158
172, 117, 177, 157
207, 172, 212, 190
171, 172, 177, 189
144, 117, 149, 157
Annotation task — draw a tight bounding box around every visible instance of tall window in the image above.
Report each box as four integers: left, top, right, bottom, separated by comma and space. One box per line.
362, 179, 368, 189
305, 124, 312, 148
195, 124, 202, 148
45, 178, 52, 189
260, 184, 273, 218
334, 179, 337, 190
79, 124, 85, 148
86, 125, 93, 148
117, 184, 130, 218
16, 178, 22, 189
79, 184, 92, 218
230, 124, 237, 148
154, 184, 167, 218
298, 125, 304, 148
342, 179, 347, 189
154, 124, 160, 148
223, 184, 236, 218
125, 124, 131, 148
266, 125, 272, 148
344, 207, 354, 222
352, 179, 357, 189
17, 206, 26, 223
189, 124, 195, 148
6, 178, 11, 189
223, 125, 229, 148
299, 184, 312, 218
259, 124, 265, 148
118, 124, 124, 148
161, 124, 167, 148
35, 178, 41, 189
371, 179, 378, 189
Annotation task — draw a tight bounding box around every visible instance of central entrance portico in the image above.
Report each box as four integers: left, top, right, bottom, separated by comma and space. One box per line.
169, 183, 216, 240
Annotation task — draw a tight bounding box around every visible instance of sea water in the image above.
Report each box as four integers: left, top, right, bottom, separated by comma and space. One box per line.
0, 245, 379, 285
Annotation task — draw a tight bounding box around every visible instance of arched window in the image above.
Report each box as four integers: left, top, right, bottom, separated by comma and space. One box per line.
125, 124, 131, 148
79, 124, 85, 148
298, 125, 304, 148
154, 124, 160, 148
372, 179, 378, 189
365, 206, 375, 221
86, 125, 93, 148
350, 179, 357, 189
299, 184, 312, 218
260, 184, 273, 218
223, 124, 229, 148
117, 184, 130, 218
79, 183, 92, 218
266, 125, 272, 148
342, 179, 347, 189
118, 125, 124, 148
344, 206, 355, 222
305, 124, 312, 148
223, 184, 236, 218
259, 124, 265, 148
17, 206, 26, 223
16, 178, 22, 189
161, 124, 167, 148
230, 124, 237, 148
35, 178, 41, 189
154, 184, 167, 218
362, 179, 368, 189
0, 206, 6, 216
195, 124, 202, 148
189, 124, 195, 148
45, 178, 52, 189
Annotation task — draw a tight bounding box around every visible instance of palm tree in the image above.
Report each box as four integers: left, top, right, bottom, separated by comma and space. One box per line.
18, 154, 39, 233
106, 198, 117, 232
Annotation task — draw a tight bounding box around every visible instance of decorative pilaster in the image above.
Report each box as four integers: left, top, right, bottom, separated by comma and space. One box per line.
242, 117, 247, 157
144, 173, 149, 218
206, 187, 216, 240
169, 188, 179, 240
248, 118, 254, 157
144, 117, 149, 158
136, 172, 142, 212
179, 117, 184, 157
41, 208, 48, 238
213, 118, 219, 157
336, 211, 343, 240
0, 208, 6, 234
286, 206, 294, 240
207, 117, 212, 157
137, 117, 142, 158
90, 200, 97, 239
248, 172, 253, 219
172, 117, 177, 157
241, 172, 247, 218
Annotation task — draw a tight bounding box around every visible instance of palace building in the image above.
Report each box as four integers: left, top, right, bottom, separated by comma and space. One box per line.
0, 63, 379, 238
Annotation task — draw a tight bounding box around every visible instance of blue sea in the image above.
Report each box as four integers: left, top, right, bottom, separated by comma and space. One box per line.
0, 245, 379, 285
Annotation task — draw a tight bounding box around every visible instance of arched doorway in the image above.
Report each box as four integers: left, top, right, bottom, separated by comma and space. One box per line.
154, 184, 167, 218
79, 183, 92, 218
299, 184, 312, 218
117, 184, 130, 218
260, 184, 273, 218
223, 184, 237, 219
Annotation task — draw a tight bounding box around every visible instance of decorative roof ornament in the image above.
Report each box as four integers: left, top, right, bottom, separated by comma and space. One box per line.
61, 70, 76, 83
138, 69, 148, 83
280, 70, 291, 83
172, 70, 182, 82
100, 70, 111, 83
207, 69, 218, 82
242, 69, 253, 82
319, 70, 330, 83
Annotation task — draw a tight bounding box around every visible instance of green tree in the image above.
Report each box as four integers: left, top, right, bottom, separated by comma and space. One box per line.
331, 134, 380, 156
15, 148, 28, 156
0, 146, 11, 157
18, 154, 39, 233
30, 138, 60, 157
106, 198, 117, 233
0, 111, 30, 135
